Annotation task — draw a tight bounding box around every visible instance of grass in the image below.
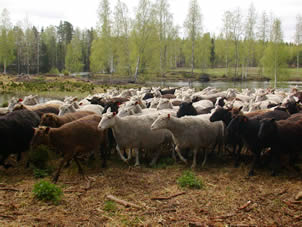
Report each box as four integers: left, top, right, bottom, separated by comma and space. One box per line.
104, 200, 117, 213
177, 170, 204, 189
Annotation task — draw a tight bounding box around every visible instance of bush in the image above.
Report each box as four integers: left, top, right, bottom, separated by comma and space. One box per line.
28, 145, 50, 169
48, 67, 60, 75
63, 70, 70, 76
33, 180, 63, 204
177, 171, 204, 189
33, 168, 50, 179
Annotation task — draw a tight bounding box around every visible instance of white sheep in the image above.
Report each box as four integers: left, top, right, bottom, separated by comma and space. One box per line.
98, 112, 172, 166
151, 113, 224, 168
58, 103, 103, 116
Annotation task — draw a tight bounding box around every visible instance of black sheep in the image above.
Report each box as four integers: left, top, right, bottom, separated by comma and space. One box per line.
0, 110, 40, 168
176, 102, 198, 118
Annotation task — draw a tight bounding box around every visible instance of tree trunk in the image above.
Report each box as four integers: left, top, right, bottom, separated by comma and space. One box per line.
37, 35, 40, 74
274, 55, 277, 88
297, 52, 300, 72
134, 56, 140, 82
191, 40, 194, 77
3, 59, 6, 74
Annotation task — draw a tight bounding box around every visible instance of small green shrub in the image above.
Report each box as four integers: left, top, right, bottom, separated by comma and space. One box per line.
33, 168, 49, 179
33, 180, 63, 204
152, 157, 174, 169
48, 67, 60, 75
177, 171, 204, 189
28, 145, 50, 169
63, 70, 70, 76
104, 200, 117, 213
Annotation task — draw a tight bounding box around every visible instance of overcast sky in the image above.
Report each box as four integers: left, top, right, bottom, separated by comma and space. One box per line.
0, 0, 301, 42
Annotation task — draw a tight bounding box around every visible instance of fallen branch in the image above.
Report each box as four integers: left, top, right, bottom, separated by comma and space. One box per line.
210, 213, 236, 220
0, 188, 19, 192
106, 195, 141, 209
151, 191, 186, 200
283, 200, 299, 210
0, 214, 16, 220
238, 200, 251, 210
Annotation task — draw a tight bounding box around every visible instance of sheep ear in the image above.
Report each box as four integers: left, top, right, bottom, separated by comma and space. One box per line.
79, 103, 83, 106
106, 107, 112, 113
135, 101, 138, 105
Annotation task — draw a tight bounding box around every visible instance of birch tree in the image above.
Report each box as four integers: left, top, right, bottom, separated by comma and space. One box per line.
0, 9, 15, 74
184, 0, 202, 76
295, 14, 302, 71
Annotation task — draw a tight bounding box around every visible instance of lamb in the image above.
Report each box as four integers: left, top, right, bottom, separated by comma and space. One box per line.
98, 112, 172, 166
31, 114, 109, 182
40, 111, 95, 128
151, 114, 224, 168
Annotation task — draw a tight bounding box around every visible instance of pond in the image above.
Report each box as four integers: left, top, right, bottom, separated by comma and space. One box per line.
1, 80, 302, 106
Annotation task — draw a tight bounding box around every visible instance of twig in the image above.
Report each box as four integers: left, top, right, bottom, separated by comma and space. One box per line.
0, 188, 19, 192
277, 188, 288, 196
107, 194, 142, 209
151, 191, 186, 200
210, 213, 236, 220
64, 189, 86, 193
0, 214, 16, 220
238, 200, 251, 210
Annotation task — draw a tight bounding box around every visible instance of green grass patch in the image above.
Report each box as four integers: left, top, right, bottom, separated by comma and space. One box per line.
104, 200, 117, 213
177, 170, 204, 189
32, 180, 63, 204
151, 157, 175, 169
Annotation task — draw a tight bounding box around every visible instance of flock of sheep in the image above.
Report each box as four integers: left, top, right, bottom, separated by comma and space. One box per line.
1, 85, 302, 182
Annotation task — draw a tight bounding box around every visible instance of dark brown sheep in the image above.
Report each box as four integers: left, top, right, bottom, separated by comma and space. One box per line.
31, 114, 109, 182
40, 111, 95, 128
13, 103, 61, 117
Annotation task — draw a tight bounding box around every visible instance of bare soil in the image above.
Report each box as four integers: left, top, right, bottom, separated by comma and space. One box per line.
1, 154, 302, 227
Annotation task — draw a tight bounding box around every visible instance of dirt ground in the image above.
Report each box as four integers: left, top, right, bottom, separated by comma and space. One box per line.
1, 154, 302, 227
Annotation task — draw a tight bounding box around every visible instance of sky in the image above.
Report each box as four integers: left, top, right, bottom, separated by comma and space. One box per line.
0, 0, 301, 42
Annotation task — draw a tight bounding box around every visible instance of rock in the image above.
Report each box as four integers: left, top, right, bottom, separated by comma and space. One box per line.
295, 191, 302, 201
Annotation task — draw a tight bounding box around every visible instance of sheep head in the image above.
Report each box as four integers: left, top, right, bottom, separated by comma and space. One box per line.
30, 126, 51, 148
40, 113, 59, 128
151, 114, 170, 131
98, 112, 117, 130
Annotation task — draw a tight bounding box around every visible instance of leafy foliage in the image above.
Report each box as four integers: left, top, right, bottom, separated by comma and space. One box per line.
177, 171, 204, 189
33, 180, 63, 204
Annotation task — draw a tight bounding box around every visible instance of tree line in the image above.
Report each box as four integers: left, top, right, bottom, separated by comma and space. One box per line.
1, 0, 302, 84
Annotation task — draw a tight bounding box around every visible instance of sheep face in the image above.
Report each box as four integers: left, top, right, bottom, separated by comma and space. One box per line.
151, 114, 170, 131
30, 126, 51, 148
40, 113, 58, 128
98, 112, 116, 130
58, 104, 75, 116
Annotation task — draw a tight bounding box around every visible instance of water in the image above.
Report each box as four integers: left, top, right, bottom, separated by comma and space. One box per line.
146, 80, 302, 91
1, 80, 301, 106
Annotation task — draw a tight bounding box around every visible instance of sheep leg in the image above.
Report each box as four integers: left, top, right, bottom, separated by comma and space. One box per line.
201, 148, 208, 167
175, 146, 187, 164
248, 150, 260, 176
134, 148, 140, 166
116, 145, 128, 163
74, 156, 86, 180
234, 142, 243, 168
53, 153, 73, 183
191, 148, 198, 169
150, 149, 161, 166
127, 149, 132, 161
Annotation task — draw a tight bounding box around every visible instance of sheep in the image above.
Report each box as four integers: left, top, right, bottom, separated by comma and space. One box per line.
98, 112, 172, 166
151, 114, 224, 168
177, 102, 198, 118
157, 98, 173, 110
58, 103, 103, 116
258, 118, 302, 175
31, 114, 109, 182
0, 110, 40, 168
40, 111, 95, 128
12, 103, 61, 117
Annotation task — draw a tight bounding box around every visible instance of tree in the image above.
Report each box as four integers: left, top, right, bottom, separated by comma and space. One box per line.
112, 0, 131, 75
184, 0, 202, 76
130, 0, 157, 81
261, 18, 288, 88
65, 28, 83, 73
295, 14, 302, 71
242, 3, 257, 79
0, 9, 15, 74
195, 33, 211, 72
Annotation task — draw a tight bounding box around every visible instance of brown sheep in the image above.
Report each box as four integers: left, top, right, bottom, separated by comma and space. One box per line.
40, 111, 95, 128
13, 103, 61, 117
31, 114, 108, 183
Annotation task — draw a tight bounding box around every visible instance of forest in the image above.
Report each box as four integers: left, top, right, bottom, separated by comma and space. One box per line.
0, 0, 302, 83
